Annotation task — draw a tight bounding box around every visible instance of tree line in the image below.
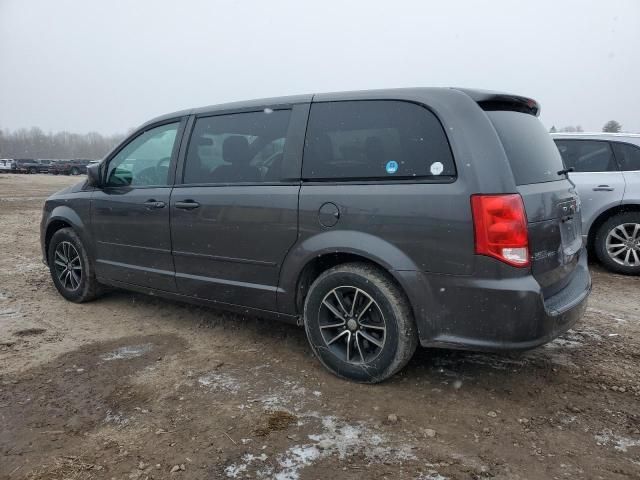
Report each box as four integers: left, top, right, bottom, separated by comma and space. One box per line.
0, 127, 127, 160
549, 120, 624, 134
0, 119, 629, 160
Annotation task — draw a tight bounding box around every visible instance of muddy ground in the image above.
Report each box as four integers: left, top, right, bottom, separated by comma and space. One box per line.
0, 173, 639, 480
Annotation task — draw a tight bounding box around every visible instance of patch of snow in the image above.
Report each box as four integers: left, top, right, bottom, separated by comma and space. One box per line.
595, 429, 640, 452
198, 372, 241, 394
101, 343, 152, 361
104, 409, 129, 426
224, 463, 247, 478
225, 453, 268, 478
226, 413, 416, 479
416, 474, 449, 480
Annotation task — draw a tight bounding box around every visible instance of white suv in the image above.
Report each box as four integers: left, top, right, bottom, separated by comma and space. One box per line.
552, 133, 640, 274
0, 159, 15, 172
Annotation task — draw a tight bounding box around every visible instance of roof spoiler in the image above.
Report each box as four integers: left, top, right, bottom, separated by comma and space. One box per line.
456, 88, 540, 117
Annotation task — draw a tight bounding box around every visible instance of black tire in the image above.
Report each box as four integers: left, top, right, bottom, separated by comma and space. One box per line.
594, 212, 640, 275
48, 228, 102, 302
28, 167, 36, 174
70, 167, 79, 175
303, 263, 418, 383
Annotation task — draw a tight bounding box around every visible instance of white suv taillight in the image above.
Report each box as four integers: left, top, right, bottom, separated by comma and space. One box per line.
471, 194, 530, 268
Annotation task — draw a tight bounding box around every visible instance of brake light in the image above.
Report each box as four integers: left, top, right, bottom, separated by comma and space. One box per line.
471, 194, 530, 268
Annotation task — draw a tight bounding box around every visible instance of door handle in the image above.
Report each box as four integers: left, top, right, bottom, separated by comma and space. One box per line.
143, 199, 166, 209
175, 200, 201, 210
593, 185, 614, 192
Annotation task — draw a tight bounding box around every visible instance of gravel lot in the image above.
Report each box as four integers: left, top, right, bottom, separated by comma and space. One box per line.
1, 174, 639, 480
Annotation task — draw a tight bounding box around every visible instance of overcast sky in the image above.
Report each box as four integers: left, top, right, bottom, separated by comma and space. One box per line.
1, 0, 639, 135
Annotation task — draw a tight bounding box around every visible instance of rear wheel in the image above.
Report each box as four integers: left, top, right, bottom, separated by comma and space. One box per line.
594, 212, 640, 275
48, 228, 102, 302
303, 263, 418, 383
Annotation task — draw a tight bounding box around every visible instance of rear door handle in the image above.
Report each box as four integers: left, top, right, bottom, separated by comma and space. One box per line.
593, 185, 614, 192
175, 200, 201, 210
143, 199, 166, 209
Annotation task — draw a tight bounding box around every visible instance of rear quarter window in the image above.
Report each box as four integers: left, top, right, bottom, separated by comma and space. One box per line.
487, 111, 564, 185
612, 142, 640, 171
303, 100, 455, 181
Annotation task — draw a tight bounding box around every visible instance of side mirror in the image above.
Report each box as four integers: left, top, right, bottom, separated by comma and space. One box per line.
86, 163, 102, 188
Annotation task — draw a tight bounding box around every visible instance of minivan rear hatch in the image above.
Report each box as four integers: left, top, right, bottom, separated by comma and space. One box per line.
486, 108, 583, 298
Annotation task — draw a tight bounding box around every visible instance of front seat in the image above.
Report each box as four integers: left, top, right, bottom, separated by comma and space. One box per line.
184, 136, 214, 184
305, 133, 334, 178
209, 136, 260, 183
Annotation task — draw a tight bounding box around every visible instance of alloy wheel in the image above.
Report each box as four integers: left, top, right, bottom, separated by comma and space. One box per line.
53, 241, 82, 291
318, 286, 387, 364
605, 223, 640, 267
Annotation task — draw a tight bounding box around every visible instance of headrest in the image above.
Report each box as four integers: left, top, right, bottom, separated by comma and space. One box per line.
223, 136, 250, 165
194, 136, 214, 147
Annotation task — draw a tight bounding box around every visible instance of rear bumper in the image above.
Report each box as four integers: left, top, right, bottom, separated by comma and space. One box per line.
398, 249, 591, 351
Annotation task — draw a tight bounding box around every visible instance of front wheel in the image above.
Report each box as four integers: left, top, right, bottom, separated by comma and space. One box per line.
594, 212, 640, 275
304, 263, 418, 383
48, 228, 102, 302
70, 167, 79, 175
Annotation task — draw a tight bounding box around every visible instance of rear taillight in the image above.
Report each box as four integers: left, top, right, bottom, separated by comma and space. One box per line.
471, 194, 530, 268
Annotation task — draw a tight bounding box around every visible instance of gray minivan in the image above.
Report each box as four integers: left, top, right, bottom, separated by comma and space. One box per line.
40, 88, 591, 382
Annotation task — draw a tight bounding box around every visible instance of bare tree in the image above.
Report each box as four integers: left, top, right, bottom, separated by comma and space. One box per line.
0, 127, 126, 159
558, 125, 584, 133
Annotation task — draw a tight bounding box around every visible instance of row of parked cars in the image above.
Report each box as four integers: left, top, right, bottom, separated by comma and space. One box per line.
0, 158, 97, 175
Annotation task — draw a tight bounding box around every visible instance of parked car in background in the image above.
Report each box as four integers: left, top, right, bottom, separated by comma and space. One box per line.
41, 88, 591, 382
552, 133, 640, 275
20, 159, 53, 174
13, 159, 33, 173
49, 159, 92, 175
0, 159, 14, 172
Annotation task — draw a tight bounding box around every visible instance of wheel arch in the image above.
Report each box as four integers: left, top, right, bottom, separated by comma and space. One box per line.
44, 206, 88, 263
277, 230, 422, 324
587, 203, 640, 251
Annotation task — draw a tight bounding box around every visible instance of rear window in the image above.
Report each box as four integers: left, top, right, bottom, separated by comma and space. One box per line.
303, 100, 455, 181
554, 140, 617, 172
487, 111, 564, 185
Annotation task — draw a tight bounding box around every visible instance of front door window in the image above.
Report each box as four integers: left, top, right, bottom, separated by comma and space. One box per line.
106, 123, 179, 187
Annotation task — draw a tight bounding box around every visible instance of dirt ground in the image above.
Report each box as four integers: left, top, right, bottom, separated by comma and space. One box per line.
1, 173, 639, 480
